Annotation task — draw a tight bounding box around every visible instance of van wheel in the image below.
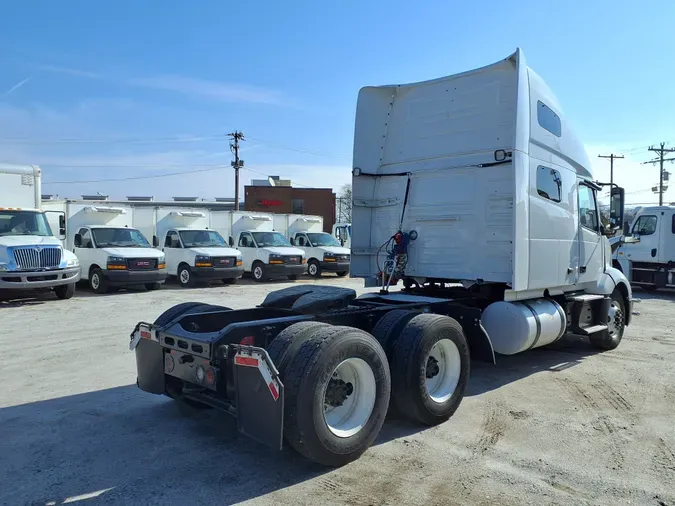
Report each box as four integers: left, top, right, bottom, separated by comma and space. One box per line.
308, 260, 322, 277
222, 277, 237, 285
288, 274, 299, 281
391, 314, 470, 426
178, 265, 194, 287
336, 271, 348, 277
252, 262, 266, 282
90, 268, 109, 294
590, 289, 626, 350
54, 283, 75, 300
283, 326, 390, 466
145, 283, 162, 291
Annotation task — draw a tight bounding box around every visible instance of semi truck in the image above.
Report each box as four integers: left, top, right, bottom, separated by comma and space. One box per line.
0, 164, 80, 299
212, 211, 307, 282
42, 200, 167, 294
130, 49, 633, 467
276, 214, 351, 277
612, 205, 675, 290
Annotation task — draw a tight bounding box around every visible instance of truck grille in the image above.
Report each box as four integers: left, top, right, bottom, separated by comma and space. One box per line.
212, 256, 236, 267
126, 258, 158, 270
283, 256, 301, 265
12, 246, 62, 270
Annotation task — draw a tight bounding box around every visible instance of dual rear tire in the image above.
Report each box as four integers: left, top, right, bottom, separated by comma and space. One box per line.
270, 313, 469, 466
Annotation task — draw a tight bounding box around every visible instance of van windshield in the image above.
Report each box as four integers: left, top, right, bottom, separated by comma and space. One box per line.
251, 231, 291, 247
179, 230, 226, 247
92, 228, 150, 248
0, 210, 53, 237
307, 233, 341, 247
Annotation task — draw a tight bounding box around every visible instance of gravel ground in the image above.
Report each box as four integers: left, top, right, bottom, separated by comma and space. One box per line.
0, 279, 674, 506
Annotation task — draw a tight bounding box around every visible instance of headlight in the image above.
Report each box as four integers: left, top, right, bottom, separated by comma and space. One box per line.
195, 255, 212, 267
108, 256, 125, 263
323, 253, 337, 262
0, 263, 8, 272
158, 256, 166, 269
269, 253, 284, 265
107, 256, 127, 270
66, 258, 79, 267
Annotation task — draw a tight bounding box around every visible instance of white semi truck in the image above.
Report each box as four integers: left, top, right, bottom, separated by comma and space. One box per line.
42, 200, 167, 294
211, 211, 307, 282
133, 207, 243, 288
276, 214, 351, 277
0, 164, 80, 299
612, 205, 675, 290
130, 49, 633, 468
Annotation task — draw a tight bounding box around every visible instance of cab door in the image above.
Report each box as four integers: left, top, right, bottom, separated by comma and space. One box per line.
74, 228, 94, 279
626, 213, 661, 264
163, 230, 182, 275
576, 183, 604, 287
237, 232, 256, 272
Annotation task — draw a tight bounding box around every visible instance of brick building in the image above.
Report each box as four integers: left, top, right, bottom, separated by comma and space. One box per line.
244, 183, 336, 233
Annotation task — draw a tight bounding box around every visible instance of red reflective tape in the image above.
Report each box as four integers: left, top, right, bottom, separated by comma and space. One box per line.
268, 381, 279, 401
140, 330, 152, 339
234, 355, 259, 367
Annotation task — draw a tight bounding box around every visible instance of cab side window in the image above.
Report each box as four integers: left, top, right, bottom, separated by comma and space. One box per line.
578, 185, 599, 233
79, 228, 93, 248
238, 233, 253, 248
165, 231, 181, 248
632, 215, 657, 236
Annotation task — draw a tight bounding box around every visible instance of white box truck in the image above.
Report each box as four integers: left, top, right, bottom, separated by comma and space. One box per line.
612, 205, 675, 290
130, 49, 633, 468
214, 211, 307, 282
0, 164, 80, 299
134, 207, 243, 288
276, 214, 351, 277
42, 200, 167, 294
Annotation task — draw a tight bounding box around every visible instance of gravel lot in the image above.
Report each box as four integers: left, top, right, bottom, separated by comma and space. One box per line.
1, 278, 674, 506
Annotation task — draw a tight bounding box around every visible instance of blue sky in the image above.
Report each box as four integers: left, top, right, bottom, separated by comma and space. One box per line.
1, 0, 674, 204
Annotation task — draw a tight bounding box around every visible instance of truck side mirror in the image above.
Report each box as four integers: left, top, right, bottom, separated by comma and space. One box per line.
59, 214, 66, 229
289, 237, 295, 245
229, 236, 234, 247
152, 235, 159, 247
609, 187, 625, 231
624, 234, 641, 244
74, 234, 82, 247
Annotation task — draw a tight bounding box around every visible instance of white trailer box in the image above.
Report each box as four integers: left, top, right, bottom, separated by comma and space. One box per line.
281, 214, 350, 277
227, 211, 307, 281
42, 200, 167, 294
612, 205, 675, 290
147, 207, 243, 287
0, 165, 80, 298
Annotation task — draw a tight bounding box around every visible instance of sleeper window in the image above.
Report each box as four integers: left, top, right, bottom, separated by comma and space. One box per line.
537, 101, 562, 137
537, 166, 562, 203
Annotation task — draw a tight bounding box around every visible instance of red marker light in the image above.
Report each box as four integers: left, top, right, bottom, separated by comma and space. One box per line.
240, 335, 255, 346
205, 368, 216, 386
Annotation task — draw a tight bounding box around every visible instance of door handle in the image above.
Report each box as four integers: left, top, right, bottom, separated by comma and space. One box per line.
652, 248, 657, 258
580, 266, 587, 273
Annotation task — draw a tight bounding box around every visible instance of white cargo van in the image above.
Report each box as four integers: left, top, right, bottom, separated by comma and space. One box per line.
277, 214, 350, 277
612, 205, 675, 290
43, 201, 167, 294
134, 207, 243, 287
0, 164, 80, 299
218, 211, 306, 282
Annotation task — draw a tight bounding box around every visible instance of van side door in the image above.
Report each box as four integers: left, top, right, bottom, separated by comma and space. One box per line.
625, 213, 661, 264
163, 230, 182, 275
237, 232, 255, 273
576, 183, 604, 286
74, 227, 94, 279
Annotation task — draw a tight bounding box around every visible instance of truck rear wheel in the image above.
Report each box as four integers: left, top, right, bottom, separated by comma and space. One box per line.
267, 321, 330, 377
283, 326, 390, 467
153, 302, 210, 326
391, 314, 469, 426
54, 283, 75, 300
589, 289, 626, 351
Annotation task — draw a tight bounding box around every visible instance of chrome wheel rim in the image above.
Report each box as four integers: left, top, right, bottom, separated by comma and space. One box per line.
607, 301, 624, 338
425, 339, 461, 404
323, 358, 376, 438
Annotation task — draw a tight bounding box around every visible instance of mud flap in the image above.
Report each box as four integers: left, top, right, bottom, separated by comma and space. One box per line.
230, 345, 284, 450
133, 325, 166, 395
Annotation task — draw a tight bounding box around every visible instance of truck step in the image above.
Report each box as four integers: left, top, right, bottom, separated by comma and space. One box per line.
566, 294, 605, 302
578, 324, 608, 335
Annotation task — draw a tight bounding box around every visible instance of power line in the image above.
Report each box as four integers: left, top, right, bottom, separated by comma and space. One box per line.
0, 135, 224, 145
43, 165, 226, 184
245, 136, 350, 161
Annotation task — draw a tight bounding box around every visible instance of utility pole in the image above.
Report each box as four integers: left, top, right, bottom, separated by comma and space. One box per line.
228, 131, 245, 211
598, 153, 624, 188
644, 143, 675, 206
